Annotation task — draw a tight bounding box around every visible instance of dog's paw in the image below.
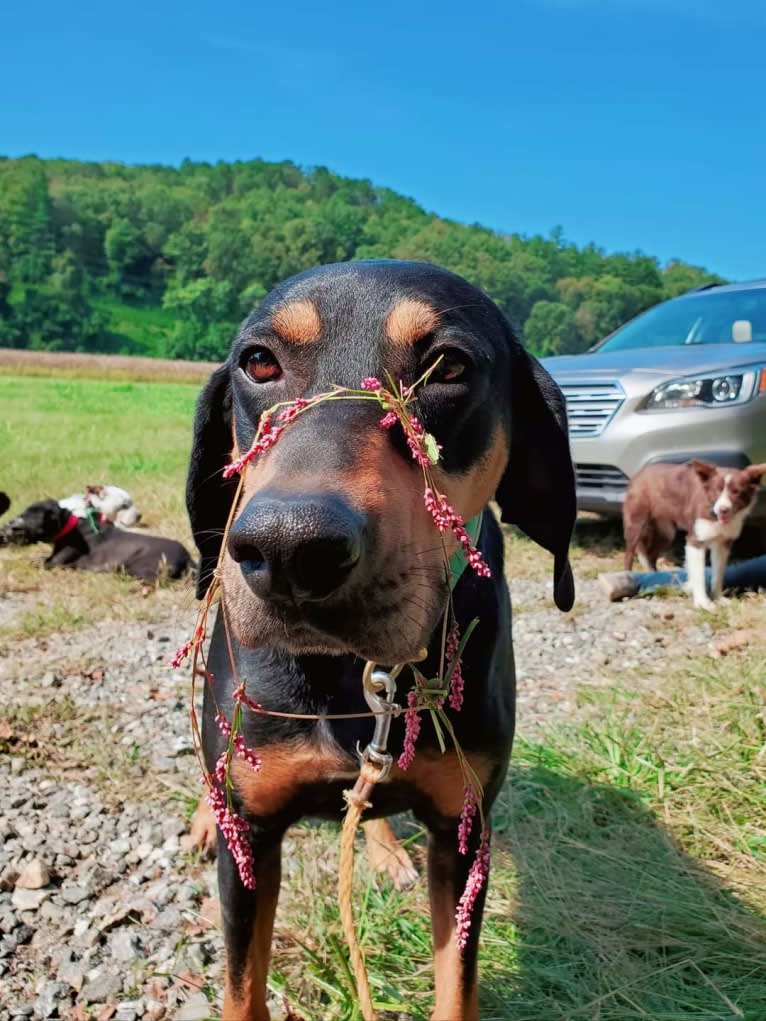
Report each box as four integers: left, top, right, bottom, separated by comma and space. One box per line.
181, 797, 218, 857
364, 819, 419, 891
693, 596, 717, 612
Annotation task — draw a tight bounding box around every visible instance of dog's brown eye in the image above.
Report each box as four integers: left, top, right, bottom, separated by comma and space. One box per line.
431, 353, 468, 384
245, 348, 282, 383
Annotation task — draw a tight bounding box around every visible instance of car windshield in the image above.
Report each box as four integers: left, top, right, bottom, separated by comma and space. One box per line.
597, 289, 766, 352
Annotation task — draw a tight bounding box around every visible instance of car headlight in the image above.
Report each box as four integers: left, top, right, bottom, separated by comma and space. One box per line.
644, 369, 762, 411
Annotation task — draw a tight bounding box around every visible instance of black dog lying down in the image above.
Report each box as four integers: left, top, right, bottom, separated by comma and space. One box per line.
0, 499, 191, 582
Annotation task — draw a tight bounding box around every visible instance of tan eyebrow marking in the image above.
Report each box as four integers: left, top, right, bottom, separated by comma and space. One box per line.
385, 299, 440, 345
270, 299, 321, 344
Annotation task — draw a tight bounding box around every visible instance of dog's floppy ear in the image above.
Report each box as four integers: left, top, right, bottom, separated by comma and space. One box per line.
690, 459, 717, 482
495, 346, 577, 612
186, 363, 239, 599
743, 462, 766, 484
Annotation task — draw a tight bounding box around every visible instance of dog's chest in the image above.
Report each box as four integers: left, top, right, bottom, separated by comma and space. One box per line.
692, 509, 748, 544
230, 734, 492, 823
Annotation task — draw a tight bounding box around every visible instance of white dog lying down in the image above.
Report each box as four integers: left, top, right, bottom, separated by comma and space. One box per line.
59, 485, 141, 528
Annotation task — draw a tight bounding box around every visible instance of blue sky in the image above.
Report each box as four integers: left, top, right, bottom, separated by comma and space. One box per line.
2, 0, 765, 279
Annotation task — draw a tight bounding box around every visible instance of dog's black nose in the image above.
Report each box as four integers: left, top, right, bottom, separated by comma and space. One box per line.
228, 493, 365, 603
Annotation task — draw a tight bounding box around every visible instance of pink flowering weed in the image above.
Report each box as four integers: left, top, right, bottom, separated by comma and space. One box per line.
455, 828, 490, 950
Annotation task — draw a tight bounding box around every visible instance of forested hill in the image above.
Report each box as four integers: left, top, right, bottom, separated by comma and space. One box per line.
0, 154, 723, 361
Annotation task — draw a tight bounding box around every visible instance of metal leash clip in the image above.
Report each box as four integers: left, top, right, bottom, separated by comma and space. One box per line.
358, 661, 403, 781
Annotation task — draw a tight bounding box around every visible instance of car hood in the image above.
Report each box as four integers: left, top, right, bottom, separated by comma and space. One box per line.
542, 343, 766, 381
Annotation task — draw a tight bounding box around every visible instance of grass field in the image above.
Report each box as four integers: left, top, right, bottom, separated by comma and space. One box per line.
2, 360, 766, 1020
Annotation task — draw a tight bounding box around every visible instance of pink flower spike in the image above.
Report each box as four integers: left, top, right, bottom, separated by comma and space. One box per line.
455, 829, 490, 950
405, 415, 431, 467
233, 734, 262, 774
361, 377, 382, 391
397, 690, 421, 771
214, 751, 228, 785
222, 414, 285, 478
222, 449, 256, 480
278, 397, 310, 423
457, 784, 478, 855
233, 683, 263, 714
207, 785, 255, 889
422, 488, 491, 578
215, 711, 232, 739
379, 411, 398, 429
446, 624, 465, 711
170, 639, 192, 669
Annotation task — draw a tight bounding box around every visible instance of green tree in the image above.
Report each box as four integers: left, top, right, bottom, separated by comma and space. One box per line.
162, 277, 237, 360
104, 217, 153, 297
524, 300, 580, 356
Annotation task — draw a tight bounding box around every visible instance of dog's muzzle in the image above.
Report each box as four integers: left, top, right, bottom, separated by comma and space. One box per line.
0, 520, 30, 546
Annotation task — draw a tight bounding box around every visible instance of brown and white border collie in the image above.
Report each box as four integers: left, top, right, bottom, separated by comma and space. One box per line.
623, 460, 766, 610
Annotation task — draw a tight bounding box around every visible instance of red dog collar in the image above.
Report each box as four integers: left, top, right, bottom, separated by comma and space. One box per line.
51, 514, 80, 544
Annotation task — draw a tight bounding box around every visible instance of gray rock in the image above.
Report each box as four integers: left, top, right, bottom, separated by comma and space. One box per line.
80, 968, 123, 1003
175, 992, 213, 1021
14, 922, 34, 946
60, 884, 89, 905
33, 980, 69, 1019
15, 860, 50, 890
148, 905, 182, 930
57, 954, 85, 992
39, 901, 73, 930
144, 880, 173, 908
0, 910, 18, 934
114, 999, 144, 1020
12, 888, 49, 911
109, 927, 139, 963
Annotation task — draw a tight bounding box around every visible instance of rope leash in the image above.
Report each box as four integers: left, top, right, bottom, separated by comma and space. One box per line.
338, 662, 401, 1021
339, 762, 385, 1021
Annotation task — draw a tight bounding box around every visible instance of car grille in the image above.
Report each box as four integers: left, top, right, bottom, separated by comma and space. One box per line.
575, 463, 629, 493
559, 381, 624, 436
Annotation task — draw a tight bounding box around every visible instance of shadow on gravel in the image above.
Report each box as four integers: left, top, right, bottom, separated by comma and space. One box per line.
482, 763, 766, 1021
572, 511, 766, 563
572, 514, 625, 556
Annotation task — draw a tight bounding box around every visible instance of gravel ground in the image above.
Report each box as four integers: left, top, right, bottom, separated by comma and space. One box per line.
0, 575, 714, 1020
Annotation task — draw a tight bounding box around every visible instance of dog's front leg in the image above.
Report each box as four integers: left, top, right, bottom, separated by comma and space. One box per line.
219, 828, 283, 1021
686, 542, 714, 610
427, 823, 488, 1021
709, 541, 731, 601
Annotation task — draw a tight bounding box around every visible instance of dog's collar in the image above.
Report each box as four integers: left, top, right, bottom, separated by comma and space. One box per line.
51, 513, 80, 544
448, 512, 484, 591
85, 508, 106, 533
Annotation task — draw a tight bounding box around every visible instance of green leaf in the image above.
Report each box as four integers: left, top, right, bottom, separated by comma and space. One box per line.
430, 709, 447, 754
424, 432, 441, 465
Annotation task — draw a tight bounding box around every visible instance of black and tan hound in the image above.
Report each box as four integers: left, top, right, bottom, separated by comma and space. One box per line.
186, 260, 576, 1020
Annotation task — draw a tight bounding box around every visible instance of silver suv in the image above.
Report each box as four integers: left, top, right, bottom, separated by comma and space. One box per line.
542, 279, 766, 520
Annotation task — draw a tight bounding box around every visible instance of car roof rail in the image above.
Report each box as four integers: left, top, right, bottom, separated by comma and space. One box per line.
686, 281, 721, 293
